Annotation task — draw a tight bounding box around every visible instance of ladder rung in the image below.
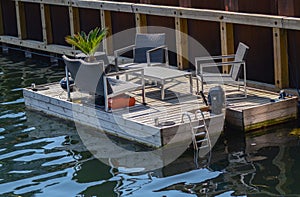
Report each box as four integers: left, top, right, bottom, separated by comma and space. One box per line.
195, 132, 206, 137
199, 144, 209, 149
193, 125, 205, 130
196, 139, 208, 144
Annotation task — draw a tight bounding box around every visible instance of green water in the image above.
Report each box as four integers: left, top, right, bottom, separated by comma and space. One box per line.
0, 50, 300, 196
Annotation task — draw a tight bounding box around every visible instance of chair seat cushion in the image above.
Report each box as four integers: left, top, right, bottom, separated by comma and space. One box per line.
118, 62, 164, 70
108, 77, 142, 97
202, 75, 244, 84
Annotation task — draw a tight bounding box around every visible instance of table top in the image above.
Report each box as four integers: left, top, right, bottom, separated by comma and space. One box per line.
143, 66, 191, 80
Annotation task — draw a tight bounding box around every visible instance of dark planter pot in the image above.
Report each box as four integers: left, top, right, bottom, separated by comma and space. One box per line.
60, 77, 74, 91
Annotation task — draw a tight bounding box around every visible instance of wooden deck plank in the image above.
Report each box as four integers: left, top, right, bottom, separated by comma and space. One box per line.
23, 77, 298, 146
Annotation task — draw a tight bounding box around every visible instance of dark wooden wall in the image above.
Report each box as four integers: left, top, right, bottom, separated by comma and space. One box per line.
1, 0, 17, 36
49, 5, 70, 45
24, 3, 42, 41
79, 8, 101, 33
111, 12, 136, 52
1, 0, 300, 88
185, 0, 224, 68
278, 0, 300, 89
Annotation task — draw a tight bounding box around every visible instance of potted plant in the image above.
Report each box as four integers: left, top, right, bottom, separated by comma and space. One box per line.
65, 27, 108, 62
61, 27, 107, 91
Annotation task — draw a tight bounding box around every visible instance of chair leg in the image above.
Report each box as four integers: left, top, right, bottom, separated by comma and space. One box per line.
65, 66, 71, 101
244, 81, 247, 98
161, 80, 165, 100
196, 77, 199, 94
142, 88, 146, 105
103, 76, 109, 112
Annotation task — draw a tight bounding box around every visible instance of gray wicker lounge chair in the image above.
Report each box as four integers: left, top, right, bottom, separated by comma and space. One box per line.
114, 33, 168, 69
62, 55, 145, 111
195, 42, 249, 99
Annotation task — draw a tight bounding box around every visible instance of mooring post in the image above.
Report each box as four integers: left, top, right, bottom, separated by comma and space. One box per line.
15, 0, 27, 40
273, 27, 289, 89
135, 13, 147, 34
40, 4, 53, 44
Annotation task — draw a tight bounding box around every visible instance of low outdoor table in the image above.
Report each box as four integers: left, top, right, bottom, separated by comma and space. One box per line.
143, 66, 193, 100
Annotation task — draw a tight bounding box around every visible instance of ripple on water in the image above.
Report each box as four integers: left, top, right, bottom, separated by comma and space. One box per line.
0, 112, 26, 119
8, 170, 33, 174
0, 98, 24, 105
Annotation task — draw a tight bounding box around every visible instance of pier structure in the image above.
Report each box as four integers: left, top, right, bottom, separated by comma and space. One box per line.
0, 0, 300, 92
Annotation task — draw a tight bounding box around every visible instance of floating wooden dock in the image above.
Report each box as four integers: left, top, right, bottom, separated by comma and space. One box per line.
225, 88, 298, 131
23, 77, 298, 147
23, 78, 225, 147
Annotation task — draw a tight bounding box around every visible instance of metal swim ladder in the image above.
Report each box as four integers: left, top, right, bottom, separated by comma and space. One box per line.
181, 110, 212, 152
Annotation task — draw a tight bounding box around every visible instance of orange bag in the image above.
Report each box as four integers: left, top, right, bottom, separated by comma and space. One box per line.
108, 94, 136, 109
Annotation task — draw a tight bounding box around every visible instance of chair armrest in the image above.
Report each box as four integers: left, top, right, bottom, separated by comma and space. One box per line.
114, 45, 135, 66
146, 45, 169, 66
201, 60, 245, 67
105, 68, 144, 77
195, 54, 235, 63
199, 60, 245, 74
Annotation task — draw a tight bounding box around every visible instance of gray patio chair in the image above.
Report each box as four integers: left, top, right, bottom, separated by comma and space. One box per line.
195, 42, 249, 99
114, 33, 169, 69
62, 55, 145, 112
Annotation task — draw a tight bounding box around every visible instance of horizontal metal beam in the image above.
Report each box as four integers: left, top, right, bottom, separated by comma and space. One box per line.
11, 0, 300, 31
75, 0, 134, 12
282, 17, 300, 30
0, 36, 78, 56
18, 0, 70, 6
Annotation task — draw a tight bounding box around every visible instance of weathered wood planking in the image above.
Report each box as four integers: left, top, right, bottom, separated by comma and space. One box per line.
273, 27, 289, 89
23, 79, 298, 147
15, 1, 27, 39
226, 95, 298, 131
243, 97, 298, 131
0, 36, 79, 56
23, 87, 163, 147
22, 81, 216, 147
40, 4, 53, 44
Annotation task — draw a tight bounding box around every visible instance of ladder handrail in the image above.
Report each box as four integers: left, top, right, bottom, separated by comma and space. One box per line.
194, 110, 212, 152
182, 110, 212, 168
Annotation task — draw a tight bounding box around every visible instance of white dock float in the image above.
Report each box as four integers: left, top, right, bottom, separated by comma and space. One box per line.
23, 82, 223, 148
23, 81, 298, 147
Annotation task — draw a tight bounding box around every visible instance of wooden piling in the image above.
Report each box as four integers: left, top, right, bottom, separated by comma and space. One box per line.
273, 28, 289, 89
40, 4, 53, 44
100, 10, 113, 55
15, 1, 27, 39
0, 1, 4, 35
220, 22, 234, 74
135, 13, 147, 33
175, 17, 189, 70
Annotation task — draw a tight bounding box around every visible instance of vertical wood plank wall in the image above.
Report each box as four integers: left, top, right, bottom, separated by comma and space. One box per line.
15, 1, 27, 39
0, 1, 3, 35
1, 0, 17, 37
100, 10, 113, 54
0, 0, 299, 90
24, 3, 43, 41
41, 4, 52, 44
